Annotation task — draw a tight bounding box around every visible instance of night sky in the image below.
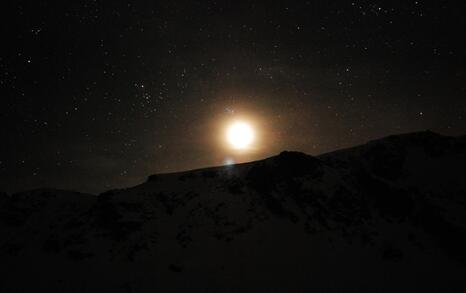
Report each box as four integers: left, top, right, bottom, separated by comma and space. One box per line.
1, 1, 465, 194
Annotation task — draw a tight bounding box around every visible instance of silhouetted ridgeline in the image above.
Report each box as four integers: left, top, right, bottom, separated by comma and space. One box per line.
1, 131, 465, 292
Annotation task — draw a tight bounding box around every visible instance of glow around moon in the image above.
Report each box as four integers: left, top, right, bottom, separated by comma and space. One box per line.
226, 121, 255, 150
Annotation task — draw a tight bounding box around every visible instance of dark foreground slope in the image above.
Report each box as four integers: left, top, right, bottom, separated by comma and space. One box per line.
1, 131, 465, 292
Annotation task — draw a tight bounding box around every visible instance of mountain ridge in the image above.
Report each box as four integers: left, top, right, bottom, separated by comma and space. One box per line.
1, 130, 462, 197
1, 130, 465, 292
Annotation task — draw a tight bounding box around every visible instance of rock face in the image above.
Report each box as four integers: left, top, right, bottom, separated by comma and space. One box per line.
1, 131, 465, 292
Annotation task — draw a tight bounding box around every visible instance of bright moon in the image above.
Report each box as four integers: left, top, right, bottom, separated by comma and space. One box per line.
226, 121, 254, 149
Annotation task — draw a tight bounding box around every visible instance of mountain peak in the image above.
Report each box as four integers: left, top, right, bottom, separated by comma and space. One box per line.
1, 131, 465, 292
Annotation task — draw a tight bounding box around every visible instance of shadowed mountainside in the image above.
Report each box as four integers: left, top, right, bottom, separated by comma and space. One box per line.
1, 131, 465, 292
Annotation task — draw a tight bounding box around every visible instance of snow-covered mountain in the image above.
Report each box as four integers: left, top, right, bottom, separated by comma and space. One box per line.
1, 131, 465, 292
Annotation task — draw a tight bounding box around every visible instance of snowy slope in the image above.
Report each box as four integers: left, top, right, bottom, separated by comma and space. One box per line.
1, 131, 465, 292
